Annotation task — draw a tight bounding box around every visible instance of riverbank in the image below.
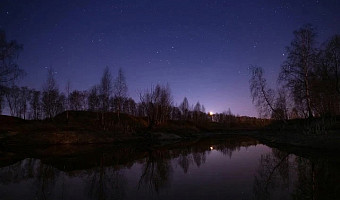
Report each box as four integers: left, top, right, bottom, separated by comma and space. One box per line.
1, 112, 339, 153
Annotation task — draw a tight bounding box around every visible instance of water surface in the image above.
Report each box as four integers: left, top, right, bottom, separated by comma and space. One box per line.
0, 136, 339, 199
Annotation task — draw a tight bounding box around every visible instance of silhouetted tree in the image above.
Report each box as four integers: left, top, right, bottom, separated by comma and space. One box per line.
312, 35, 340, 116
325, 35, 340, 94
88, 85, 100, 111
69, 90, 87, 111
56, 93, 66, 115
193, 101, 201, 122
29, 89, 41, 120
250, 66, 276, 118
42, 68, 60, 119
157, 84, 173, 123
4, 85, 20, 117
137, 102, 145, 117
98, 67, 112, 129
113, 68, 127, 119
18, 86, 30, 119
3, 85, 32, 118
122, 97, 136, 115
139, 84, 173, 128
170, 106, 181, 120
99, 67, 112, 112
279, 25, 317, 118
0, 29, 24, 90
65, 80, 71, 119
179, 97, 189, 120
271, 88, 289, 120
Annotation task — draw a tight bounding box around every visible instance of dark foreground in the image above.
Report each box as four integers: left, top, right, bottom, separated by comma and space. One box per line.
0, 135, 339, 200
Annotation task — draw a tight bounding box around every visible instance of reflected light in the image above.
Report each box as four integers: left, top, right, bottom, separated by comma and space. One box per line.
210, 146, 214, 150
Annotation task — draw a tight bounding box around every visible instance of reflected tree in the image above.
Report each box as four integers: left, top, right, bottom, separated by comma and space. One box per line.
177, 149, 194, 173
85, 155, 127, 200
0, 158, 58, 200
253, 149, 290, 200
138, 150, 172, 194
292, 157, 340, 200
192, 151, 206, 168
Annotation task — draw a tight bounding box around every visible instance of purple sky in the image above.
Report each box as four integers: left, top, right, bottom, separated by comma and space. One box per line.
1, 0, 340, 116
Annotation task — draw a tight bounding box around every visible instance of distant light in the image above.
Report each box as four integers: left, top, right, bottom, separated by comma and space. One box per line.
210, 146, 214, 150
209, 111, 214, 116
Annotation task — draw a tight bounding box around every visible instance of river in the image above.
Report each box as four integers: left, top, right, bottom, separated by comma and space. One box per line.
0, 136, 339, 199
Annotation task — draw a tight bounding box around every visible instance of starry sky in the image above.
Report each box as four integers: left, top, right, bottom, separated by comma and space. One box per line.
1, 0, 340, 116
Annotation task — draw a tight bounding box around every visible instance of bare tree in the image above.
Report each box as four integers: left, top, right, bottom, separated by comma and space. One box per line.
193, 101, 201, 122
99, 67, 112, 112
65, 80, 71, 120
279, 24, 317, 118
88, 85, 100, 111
156, 84, 173, 123
4, 85, 20, 117
272, 88, 289, 120
122, 97, 136, 115
98, 67, 112, 128
69, 90, 87, 111
250, 66, 276, 118
139, 86, 157, 128
56, 93, 66, 115
42, 68, 60, 119
0, 29, 24, 89
18, 86, 31, 119
139, 84, 173, 128
313, 35, 340, 115
201, 105, 206, 114
179, 97, 189, 120
170, 106, 181, 120
325, 35, 340, 94
113, 68, 128, 119
30, 89, 41, 120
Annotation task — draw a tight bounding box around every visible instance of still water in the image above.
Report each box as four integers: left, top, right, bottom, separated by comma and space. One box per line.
0, 136, 339, 200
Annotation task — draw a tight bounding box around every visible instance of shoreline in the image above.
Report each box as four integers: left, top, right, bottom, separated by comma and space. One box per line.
2, 129, 340, 152
1, 113, 339, 153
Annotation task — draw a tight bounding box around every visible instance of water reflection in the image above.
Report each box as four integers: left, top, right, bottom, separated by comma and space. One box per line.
85, 161, 127, 200
253, 149, 291, 200
292, 156, 340, 200
0, 158, 59, 200
253, 148, 340, 200
0, 136, 339, 200
138, 150, 172, 194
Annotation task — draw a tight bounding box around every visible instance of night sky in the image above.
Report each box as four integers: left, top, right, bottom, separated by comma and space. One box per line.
1, 0, 340, 116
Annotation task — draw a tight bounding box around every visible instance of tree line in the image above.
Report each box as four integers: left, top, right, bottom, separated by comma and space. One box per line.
1, 28, 232, 128
250, 24, 339, 120
0, 67, 227, 127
